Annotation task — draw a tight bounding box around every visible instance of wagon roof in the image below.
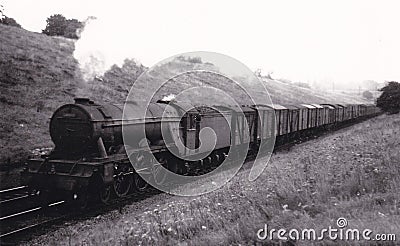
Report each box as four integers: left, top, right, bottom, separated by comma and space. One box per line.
310, 104, 324, 108
269, 104, 287, 110
251, 104, 287, 110
321, 104, 335, 109
241, 106, 256, 113
280, 104, 299, 110
251, 104, 275, 111
209, 105, 255, 113
321, 103, 344, 108
300, 104, 316, 109
160, 101, 199, 114
290, 104, 308, 109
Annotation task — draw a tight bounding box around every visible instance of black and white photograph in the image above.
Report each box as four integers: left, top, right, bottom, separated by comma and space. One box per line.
0, 0, 399, 245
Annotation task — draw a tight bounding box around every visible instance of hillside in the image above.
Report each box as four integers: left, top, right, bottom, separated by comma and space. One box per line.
263, 78, 371, 105
0, 24, 371, 166
0, 25, 82, 165
89, 56, 371, 107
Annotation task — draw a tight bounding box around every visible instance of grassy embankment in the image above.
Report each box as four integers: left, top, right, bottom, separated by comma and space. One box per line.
27, 113, 400, 245
0, 25, 82, 166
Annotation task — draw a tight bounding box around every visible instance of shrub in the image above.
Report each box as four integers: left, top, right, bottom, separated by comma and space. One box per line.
42, 14, 83, 39
0, 5, 22, 28
376, 81, 400, 114
362, 90, 373, 100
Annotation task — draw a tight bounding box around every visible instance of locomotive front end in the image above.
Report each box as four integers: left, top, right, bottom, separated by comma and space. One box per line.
23, 98, 181, 205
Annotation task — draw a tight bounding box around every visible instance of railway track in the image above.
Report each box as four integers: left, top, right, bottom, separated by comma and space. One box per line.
0, 185, 66, 244
0, 186, 30, 203
0, 185, 42, 216
0, 183, 161, 244
0, 201, 66, 239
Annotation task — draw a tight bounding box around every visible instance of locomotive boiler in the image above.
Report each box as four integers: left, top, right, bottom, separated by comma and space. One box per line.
49, 98, 177, 158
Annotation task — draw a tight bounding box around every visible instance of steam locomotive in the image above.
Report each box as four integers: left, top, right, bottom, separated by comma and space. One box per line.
23, 98, 380, 206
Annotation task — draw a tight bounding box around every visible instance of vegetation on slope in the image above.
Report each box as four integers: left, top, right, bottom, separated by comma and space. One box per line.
0, 25, 82, 165
98, 55, 371, 107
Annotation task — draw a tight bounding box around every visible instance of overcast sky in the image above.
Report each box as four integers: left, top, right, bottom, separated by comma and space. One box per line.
2, 0, 400, 88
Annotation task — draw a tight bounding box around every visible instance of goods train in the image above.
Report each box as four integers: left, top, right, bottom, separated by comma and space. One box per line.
23, 98, 380, 207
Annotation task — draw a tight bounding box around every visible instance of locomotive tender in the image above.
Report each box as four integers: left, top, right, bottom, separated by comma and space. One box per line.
23, 98, 380, 205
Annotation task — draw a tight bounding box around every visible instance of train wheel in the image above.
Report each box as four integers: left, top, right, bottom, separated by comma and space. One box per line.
211, 153, 221, 169
77, 194, 89, 210
168, 159, 179, 174
114, 174, 133, 198
37, 189, 51, 208
99, 185, 111, 204
132, 152, 150, 192
89, 175, 111, 204
179, 162, 189, 176
152, 156, 168, 185
215, 154, 221, 163
72, 190, 89, 210
133, 173, 149, 192
206, 156, 213, 171
113, 164, 133, 198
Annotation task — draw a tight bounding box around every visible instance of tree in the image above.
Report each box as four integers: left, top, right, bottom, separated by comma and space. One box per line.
102, 59, 146, 86
362, 90, 373, 100
0, 16, 21, 28
0, 5, 22, 28
42, 14, 83, 39
376, 81, 400, 114
63, 18, 84, 39
42, 14, 67, 36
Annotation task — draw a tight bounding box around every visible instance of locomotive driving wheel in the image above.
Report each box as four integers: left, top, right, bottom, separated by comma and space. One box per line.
168, 159, 180, 174
152, 156, 169, 185
76, 191, 89, 210
133, 173, 148, 192
113, 163, 133, 198
99, 185, 111, 204
37, 189, 51, 209
131, 152, 174, 188
90, 174, 111, 204
131, 152, 150, 192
